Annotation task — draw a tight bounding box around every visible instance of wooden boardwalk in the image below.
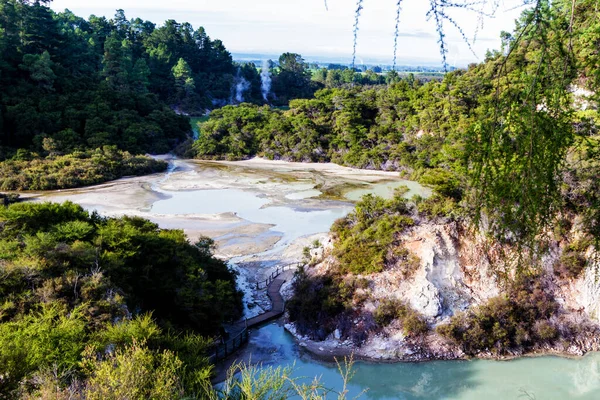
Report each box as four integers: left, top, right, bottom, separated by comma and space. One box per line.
244, 275, 288, 328
209, 266, 299, 363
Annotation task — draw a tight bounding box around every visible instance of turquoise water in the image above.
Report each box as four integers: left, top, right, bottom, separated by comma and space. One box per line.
249, 323, 600, 400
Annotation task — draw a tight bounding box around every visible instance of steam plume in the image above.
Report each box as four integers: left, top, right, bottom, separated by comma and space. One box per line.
260, 60, 272, 103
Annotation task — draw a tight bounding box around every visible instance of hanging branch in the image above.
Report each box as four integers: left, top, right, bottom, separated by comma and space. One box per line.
393, 0, 403, 71
352, 0, 364, 70
428, 0, 448, 70
473, 0, 501, 43
425, 0, 502, 70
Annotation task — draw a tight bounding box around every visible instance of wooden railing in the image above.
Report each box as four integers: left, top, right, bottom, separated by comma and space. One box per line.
255, 262, 303, 290
209, 321, 249, 364
209, 262, 304, 364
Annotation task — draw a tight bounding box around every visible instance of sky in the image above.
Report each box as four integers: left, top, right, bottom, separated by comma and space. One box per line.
50, 0, 530, 67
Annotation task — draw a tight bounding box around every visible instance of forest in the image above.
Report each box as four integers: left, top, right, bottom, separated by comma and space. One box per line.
0, 0, 331, 190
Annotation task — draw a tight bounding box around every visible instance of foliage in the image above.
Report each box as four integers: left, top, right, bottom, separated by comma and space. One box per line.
193, 72, 483, 177
83, 342, 185, 400
193, 104, 269, 160
0, 146, 167, 190
287, 267, 353, 341
553, 238, 591, 279
414, 193, 459, 219
332, 191, 414, 274
437, 275, 560, 355
0, 201, 242, 398
0, 193, 19, 205
0, 303, 87, 395
271, 53, 317, 105
0, 1, 240, 155
203, 357, 361, 400
373, 298, 427, 336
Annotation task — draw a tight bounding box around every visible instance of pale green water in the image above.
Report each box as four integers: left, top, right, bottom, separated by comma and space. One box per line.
250, 323, 600, 400
345, 180, 432, 202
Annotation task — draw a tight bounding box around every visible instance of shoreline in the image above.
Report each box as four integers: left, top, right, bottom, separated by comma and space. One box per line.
284, 322, 600, 364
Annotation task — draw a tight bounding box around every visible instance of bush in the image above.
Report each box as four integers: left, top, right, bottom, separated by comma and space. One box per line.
83, 342, 185, 400
414, 193, 459, 219
287, 268, 351, 341
0, 193, 19, 206
418, 168, 463, 200
332, 193, 414, 274
0, 147, 167, 191
0, 201, 243, 398
554, 240, 590, 279
373, 298, 428, 336
437, 276, 558, 355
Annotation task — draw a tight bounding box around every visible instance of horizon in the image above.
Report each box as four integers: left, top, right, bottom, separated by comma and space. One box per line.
50, 0, 529, 68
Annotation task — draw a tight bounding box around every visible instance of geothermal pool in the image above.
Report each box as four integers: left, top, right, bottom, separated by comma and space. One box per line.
244, 323, 600, 400
35, 157, 600, 399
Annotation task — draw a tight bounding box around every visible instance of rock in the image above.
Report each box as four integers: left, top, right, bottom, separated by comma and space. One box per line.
334, 329, 341, 340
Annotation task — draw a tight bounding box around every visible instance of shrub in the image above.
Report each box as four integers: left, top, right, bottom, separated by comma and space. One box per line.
414, 193, 459, 219
419, 168, 463, 200
0, 201, 243, 397
554, 239, 590, 279
0, 147, 167, 191
287, 267, 354, 341
555, 251, 587, 279
332, 193, 414, 274
373, 299, 400, 326
83, 342, 184, 400
373, 298, 428, 336
437, 276, 558, 355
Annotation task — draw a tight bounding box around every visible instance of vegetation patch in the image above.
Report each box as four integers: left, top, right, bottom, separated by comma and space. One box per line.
0, 201, 242, 397
554, 238, 592, 280
0, 147, 167, 191
373, 298, 428, 337
437, 275, 561, 356
332, 189, 414, 274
